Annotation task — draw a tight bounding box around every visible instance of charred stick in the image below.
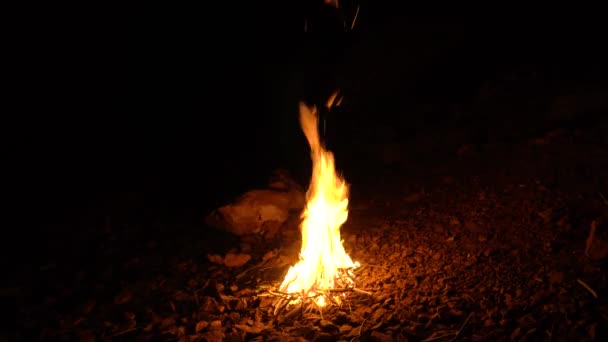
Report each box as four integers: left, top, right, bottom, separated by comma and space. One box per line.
450, 312, 473, 341
284, 303, 303, 321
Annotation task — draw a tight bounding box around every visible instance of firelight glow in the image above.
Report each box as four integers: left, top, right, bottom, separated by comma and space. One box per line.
279, 102, 359, 307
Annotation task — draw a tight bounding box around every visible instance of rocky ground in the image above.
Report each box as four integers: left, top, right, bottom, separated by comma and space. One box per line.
5, 120, 608, 341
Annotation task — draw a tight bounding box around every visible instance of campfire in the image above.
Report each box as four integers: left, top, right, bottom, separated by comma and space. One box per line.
276, 101, 360, 309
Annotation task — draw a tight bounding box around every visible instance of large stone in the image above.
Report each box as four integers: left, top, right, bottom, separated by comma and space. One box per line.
205, 170, 305, 236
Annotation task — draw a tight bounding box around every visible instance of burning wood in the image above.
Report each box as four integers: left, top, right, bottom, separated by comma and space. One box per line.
276, 101, 360, 309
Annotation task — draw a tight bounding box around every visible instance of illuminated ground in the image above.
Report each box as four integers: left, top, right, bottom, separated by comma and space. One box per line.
7, 122, 608, 341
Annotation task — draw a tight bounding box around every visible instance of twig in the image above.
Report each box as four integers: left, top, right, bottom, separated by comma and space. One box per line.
356, 263, 388, 269
110, 327, 139, 337
236, 265, 258, 279
350, 5, 360, 30
194, 291, 200, 306
599, 192, 608, 206
283, 303, 303, 321
353, 288, 372, 296
422, 331, 458, 342
237, 264, 278, 279
237, 249, 284, 279
267, 290, 294, 299
273, 298, 289, 316
326, 287, 372, 299
577, 278, 598, 298
450, 312, 473, 341
350, 318, 367, 342
425, 311, 441, 329
585, 220, 597, 257
313, 298, 325, 320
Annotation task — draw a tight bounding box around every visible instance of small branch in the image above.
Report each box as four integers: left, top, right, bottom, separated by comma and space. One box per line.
273, 298, 289, 316
577, 278, 598, 298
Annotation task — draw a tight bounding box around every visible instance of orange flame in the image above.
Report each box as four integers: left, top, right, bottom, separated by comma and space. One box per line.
324, 0, 339, 9
279, 102, 359, 306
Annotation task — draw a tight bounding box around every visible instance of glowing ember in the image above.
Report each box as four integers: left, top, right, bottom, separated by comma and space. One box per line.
279, 101, 359, 307
324, 0, 339, 8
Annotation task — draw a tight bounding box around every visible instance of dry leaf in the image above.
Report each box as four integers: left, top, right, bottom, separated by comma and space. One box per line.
371, 331, 392, 342
113, 290, 132, 305
223, 253, 251, 268
160, 317, 175, 330
174, 290, 192, 302
234, 322, 272, 334
208, 254, 224, 264
549, 271, 564, 285
81, 299, 96, 314
339, 324, 353, 333
210, 320, 222, 330
262, 250, 276, 261
203, 329, 223, 342
195, 321, 209, 333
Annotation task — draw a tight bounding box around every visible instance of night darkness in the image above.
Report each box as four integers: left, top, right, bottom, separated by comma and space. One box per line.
5, 2, 608, 340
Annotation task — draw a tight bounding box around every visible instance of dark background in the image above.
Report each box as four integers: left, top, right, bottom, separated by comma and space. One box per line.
4, 4, 607, 338
10, 3, 607, 264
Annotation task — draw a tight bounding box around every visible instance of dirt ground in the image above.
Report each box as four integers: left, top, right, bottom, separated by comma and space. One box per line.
6, 120, 608, 341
